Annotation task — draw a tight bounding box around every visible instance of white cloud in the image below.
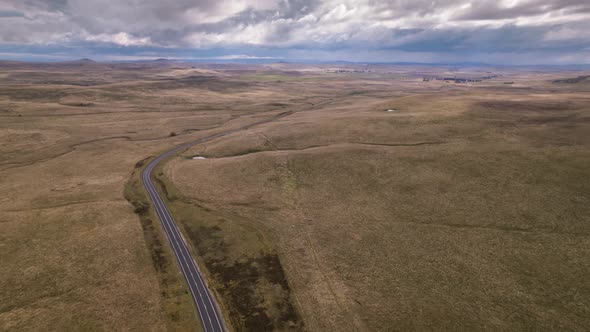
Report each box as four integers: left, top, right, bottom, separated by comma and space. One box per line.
85, 32, 152, 46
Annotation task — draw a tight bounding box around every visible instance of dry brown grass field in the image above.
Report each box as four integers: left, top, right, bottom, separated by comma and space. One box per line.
1, 61, 589, 331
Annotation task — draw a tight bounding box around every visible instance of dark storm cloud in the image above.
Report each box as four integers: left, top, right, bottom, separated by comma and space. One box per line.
19, 0, 69, 12
0, 9, 24, 17
0, 0, 588, 64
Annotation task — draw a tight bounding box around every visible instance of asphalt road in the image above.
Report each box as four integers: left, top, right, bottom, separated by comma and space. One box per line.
141, 111, 293, 331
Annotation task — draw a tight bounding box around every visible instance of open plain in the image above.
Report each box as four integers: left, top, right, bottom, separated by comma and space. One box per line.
1, 61, 589, 331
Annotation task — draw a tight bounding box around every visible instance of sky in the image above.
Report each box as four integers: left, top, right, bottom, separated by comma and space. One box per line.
0, 0, 589, 64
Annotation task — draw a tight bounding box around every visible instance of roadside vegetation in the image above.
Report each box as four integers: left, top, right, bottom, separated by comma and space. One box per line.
123, 159, 201, 331
152, 160, 304, 331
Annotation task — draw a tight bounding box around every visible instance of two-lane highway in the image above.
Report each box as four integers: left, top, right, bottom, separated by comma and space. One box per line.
140, 111, 293, 331
143, 154, 225, 332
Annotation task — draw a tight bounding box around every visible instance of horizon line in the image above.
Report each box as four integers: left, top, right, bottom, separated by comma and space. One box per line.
1, 57, 590, 68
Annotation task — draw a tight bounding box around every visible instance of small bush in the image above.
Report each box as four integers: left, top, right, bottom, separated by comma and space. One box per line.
132, 201, 149, 214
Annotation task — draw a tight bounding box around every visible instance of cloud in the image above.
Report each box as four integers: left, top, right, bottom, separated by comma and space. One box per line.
0, 0, 589, 64
453, 0, 590, 21
85, 32, 152, 46
0, 9, 24, 18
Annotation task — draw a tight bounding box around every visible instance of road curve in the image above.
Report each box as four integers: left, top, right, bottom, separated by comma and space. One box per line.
140, 111, 293, 332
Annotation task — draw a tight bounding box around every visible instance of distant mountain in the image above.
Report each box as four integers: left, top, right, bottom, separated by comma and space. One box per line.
59, 58, 100, 65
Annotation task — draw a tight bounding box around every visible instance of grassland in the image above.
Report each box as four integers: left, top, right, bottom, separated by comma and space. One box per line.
166, 76, 590, 330
0, 62, 326, 330
1, 61, 589, 331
